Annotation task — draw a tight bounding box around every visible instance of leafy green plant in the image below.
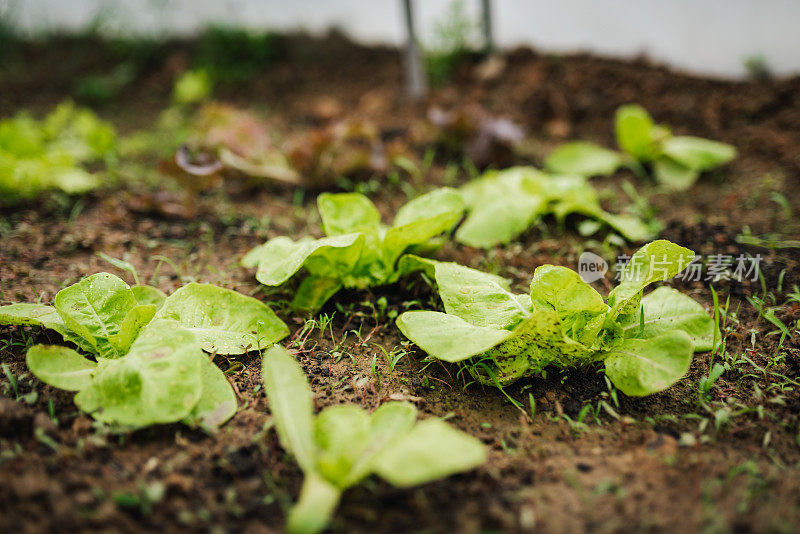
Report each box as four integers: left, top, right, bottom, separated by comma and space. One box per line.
544, 104, 736, 190
0, 101, 116, 205
0, 273, 289, 429
261, 344, 486, 534
242, 188, 465, 313
397, 240, 717, 396
455, 166, 656, 248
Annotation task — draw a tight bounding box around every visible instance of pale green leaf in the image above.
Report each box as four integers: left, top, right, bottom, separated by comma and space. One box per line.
314, 405, 371, 487
530, 265, 607, 317
382, 187, 464, 268
286, 473, 341, 534
545, 141, 623, 177
54, 272, 139, 358
182, 355, 237, 431
619, 286, 716, 351
253, 234, 363, 286
653, 156, 699, 191
372, 418, 486, 487
396, 311, 510, 363
615, 104, 660, 161
131, 285, 167, 310
240, 242, 267, 269
485, 309, 595, 374
155, 283, 289, 354
433, 262, 527, 329
394, 254, 439, 280
26, 344, 96, 391
608, 240, 695, 317
592, 212, 656, 242
261, 345, 317, 474
291, 276, 343, 314
317, 192, 382, 236
455, 167, 546, 248
345, 402, 417, 485
108, 304, 156, 355
662, 136, 736, 171
603, 330, 694, 396
0, 303, 66, 330
74, 320, 203, 427
392, 187, 464, 228
548, 176, 655, 242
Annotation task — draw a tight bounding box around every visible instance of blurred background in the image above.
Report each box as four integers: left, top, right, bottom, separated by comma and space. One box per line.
4, 0, 800, 78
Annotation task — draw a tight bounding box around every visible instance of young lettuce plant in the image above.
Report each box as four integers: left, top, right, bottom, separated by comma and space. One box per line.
0, 273, 289, 429
261, 344, 486, 534
242, 188, 465, 313
544, 104, 736, 190
397, 240, 717, 396
0, 101, 116, 206
455, 166, 655, 248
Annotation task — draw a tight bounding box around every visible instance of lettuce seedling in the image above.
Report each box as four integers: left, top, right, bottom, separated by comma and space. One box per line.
544, 104, 736, 190
455, 166, 655, 248
0, 101, 116, 205
261, 345, 486, 534
0, 273, 289, 429
397, 240, 717, 396
242, 188, 465, 313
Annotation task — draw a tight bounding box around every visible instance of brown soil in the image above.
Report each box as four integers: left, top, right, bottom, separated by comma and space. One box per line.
1, 33, 799, 533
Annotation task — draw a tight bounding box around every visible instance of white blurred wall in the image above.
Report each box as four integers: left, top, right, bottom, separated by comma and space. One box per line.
4, 0, 800, 79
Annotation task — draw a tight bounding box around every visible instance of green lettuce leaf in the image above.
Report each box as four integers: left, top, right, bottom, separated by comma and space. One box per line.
433, 261, 529, 329
262, 344, 486, 534
607, 240, 694, 317
455, 167, 547, 248
318, 192, 382, 235
0, 101, 114, 206
371, 418, 486, 487
244, 189, 464, 312
615, 104, 663, 161
603, 330, 694, 396
0, 303, 67, 330
661, 136, 736, 172
155, 283, 289, 354
252, 234, 364, 287
261, 345, 317, 473
455, 167, 654, 248
398, 240, 710, 396
544, 141, 623, 177
54, 272, 141, 359
652, 156, 699, 191
74, 320, 203, 427
25, 344, 97, 391
396, 311, 511, 363
292, 277, 343, 314
182, 355, 238, 431
619, 286, 717, 351
131, 285, 167, 309
381, 187, 465, 271
314, 405, 372, 487
0, 302, 99, 353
